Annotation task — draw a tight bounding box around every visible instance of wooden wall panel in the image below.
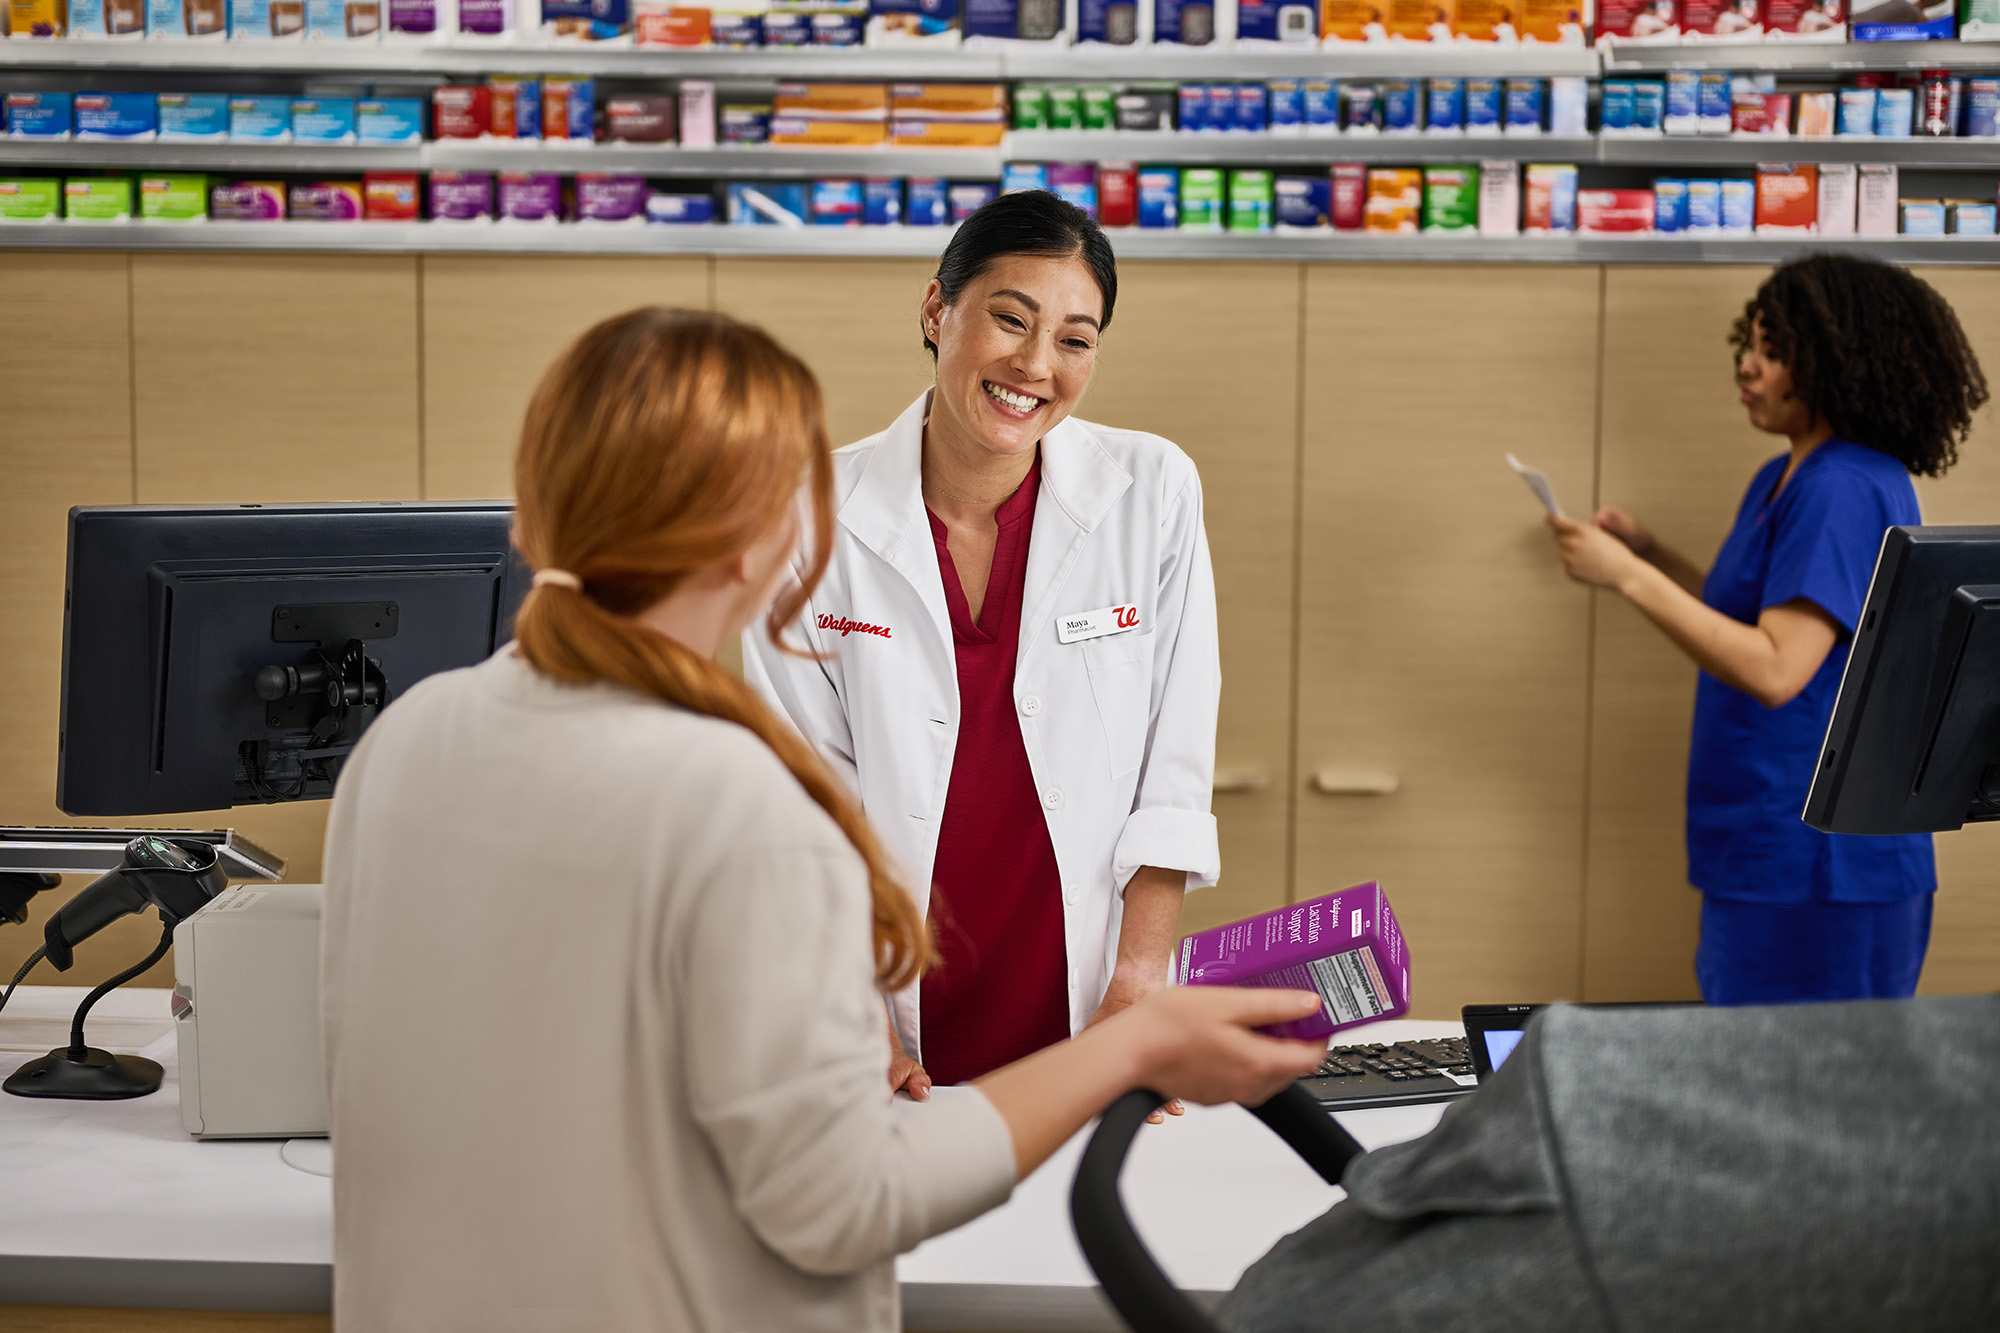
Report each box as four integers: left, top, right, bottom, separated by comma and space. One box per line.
1908, 267, 2000, 996
1081, 262, 1301, 934
1586, 265, 1769, 1002
0, 254, 141, 988
712, 257, 937, 450
1297, 264, 1599, 1017
420, 256, 712, 500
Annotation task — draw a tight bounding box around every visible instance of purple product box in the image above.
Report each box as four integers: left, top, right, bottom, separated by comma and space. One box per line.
948, 180, 998, 222
577, 173, 647, 222
288, 181, 363, 220
1177, 882, 1411, 1041
429, 171, 494, 221
458, 0, 506, 31
388, 0, 434, 31
210, 181, 286, 221
499, 171, 564, 222
1047, 161, 1098, 217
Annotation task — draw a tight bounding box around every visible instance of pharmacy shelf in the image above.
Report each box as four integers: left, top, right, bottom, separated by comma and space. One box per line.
1601, 38, 2000, 73
1009, 128, 1597, 162
1596, 135, 2000, 167
0, 138, 425, 169
6, 220, 2000, 263
1003, 43, 1600, 79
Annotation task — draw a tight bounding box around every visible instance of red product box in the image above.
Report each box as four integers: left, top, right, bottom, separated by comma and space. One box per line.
432, 86, 491, 140
364, 172, 421, 220
1756, 163, 1818, 232
1682, 0, 1761, 38
1578, 188, 1655, 233
1097, 162, 1137, 227
1595, 0, 1680, 42
1732, 92, 1794, 135
1764, 0, 1843, 37
1331, 163, 1367, 231
635, 5, 711, 44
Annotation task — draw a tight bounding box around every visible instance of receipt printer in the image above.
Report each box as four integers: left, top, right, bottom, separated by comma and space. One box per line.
173, 883, 327, 1139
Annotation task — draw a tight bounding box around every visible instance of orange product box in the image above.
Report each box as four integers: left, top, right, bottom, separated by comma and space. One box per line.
1320, 0, 1382, 39
1387, 0, 1452, 39
1577, 187, 1654, 232
1364, 167, 1421, 232
635, 5, 711, 45
889, 117, 1006, 146
773, 83, 890, 117
890, 83, 1007, 116
769, 115, 889, 145
1518, 0, 1586, 40
364, 172, 420, 220
1756, 163, 1818, 233
1452, 0, 1511, 40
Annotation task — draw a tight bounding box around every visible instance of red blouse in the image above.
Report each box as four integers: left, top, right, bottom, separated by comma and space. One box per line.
919, 458, 1072, 1086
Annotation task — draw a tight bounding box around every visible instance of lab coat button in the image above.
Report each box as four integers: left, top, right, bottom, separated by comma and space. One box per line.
1064, 885, 1078, 906
1043, 787, 1064, 810
1020, 695, 1042, 716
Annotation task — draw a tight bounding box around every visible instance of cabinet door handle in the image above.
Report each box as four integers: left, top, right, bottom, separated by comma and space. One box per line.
1212, 766, 1271, 794
1310, 769, 1400, 796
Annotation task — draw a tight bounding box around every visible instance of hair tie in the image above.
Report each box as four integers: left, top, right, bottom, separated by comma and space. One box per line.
533, 568, 583, 591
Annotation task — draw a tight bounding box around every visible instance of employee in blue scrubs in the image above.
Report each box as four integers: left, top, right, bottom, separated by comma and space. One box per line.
1546, 255, 1988, 1004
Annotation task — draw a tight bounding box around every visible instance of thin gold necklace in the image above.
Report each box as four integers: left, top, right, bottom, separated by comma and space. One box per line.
925, 473, 1022, 507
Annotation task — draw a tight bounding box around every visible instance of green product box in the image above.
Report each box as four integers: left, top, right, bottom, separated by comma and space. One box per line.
1012, 85, 1049, 130
140, 174, 208, 222
1422, 165, 1479, 233
1080, 86, 1117, 130
1963, 0, 1999, 39
1180, 167, 1225, 232
1227, 169, 1273, 233
0, 178, 61, 222
1047, 86, 1082, 130
63, 176, 132, 222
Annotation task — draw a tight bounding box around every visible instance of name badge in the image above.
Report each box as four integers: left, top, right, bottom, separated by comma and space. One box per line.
1056, 604, 1141, 644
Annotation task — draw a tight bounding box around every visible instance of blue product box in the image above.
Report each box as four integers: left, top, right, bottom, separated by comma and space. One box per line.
1154, 0, 1213, 44
1465, 77, 1502, 135
1968, 80, 1999, 138
1874, 87, 1915, 137
1720, 178, 1754, 233
540, 0, 626, 39
157, 94, 230, 141
647, 193, 715, 224
1205, 84, 1235, 132
1697, 71, 1731, 133
1003, 162, 1050, 193
4, 93, 72, 140
1503, 78, 1543, 135
711, 9, 761, 43
1077, 0, 1135, 42
510, 81, 543, 140
810, 9, 863, 42
74, 92, 157, 141
1654, 178, 1687, 233
1953, 202, 1998, 235
1686, 179, 1721, 233
1550, 76, 1587, 136
864, 177, 902, 225
949, 181, 998, 222
1344, 84, 1379, 132
1137, 165, 1179, 227
1600, 80, 1634, 132
963, 0, 1014, 38
1546, 167, 1577, 231
1633, 81, 1665, 133
1382, 78, 1419, 133
728, 182, 810, 226
811, 178, 864, 226
1177, 84, 1206, 132
1269, 79, 1303, 132
291, 98, 357, 144
1427, 79, 1463, 133
1237, 0, 1313, 40
229, 96, 292, 142
720, 107, 770, 144
1274, 174, 1330, 228
556, 79, 594, 140
357, 98, 425, 145
231, 0, 304, 36
1837, 88, 1876, 136
1901, 200, 1946, 235
1234, 83, 1268, 133
1664, 70, 1697, 134
762, 9, 809, 41
1855, 8, 1954, 39
1303, 79, 1338, 132
1050, 169, 1096, 214
906, 177, 949, 226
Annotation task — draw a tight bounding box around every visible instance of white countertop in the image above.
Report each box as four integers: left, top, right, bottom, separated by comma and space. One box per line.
0, 986, 1454, 1327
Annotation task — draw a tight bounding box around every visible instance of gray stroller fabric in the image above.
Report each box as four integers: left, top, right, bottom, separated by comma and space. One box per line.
1220, 994, 2000, 1333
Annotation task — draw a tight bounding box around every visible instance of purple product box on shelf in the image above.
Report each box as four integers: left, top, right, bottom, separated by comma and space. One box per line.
499, 172, 564, 222
1177, 882, 1411, 1041
458, 0, 506, 32
288, 181, 363, 219
430, 171, 494, 221
388, 0, 435, 31
577, 174, 647, 222
210, 181, 286, 221
948, 181, 998, 222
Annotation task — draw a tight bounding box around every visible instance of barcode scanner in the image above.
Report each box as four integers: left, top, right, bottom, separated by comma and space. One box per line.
4, 836, 230, 1100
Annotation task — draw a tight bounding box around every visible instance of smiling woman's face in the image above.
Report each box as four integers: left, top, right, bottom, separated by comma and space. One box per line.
922, 251, 1105, 463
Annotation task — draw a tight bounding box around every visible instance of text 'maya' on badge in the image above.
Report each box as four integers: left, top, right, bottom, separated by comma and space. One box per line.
1055, 604, 1141, 644
1177, 883, 1411, 1041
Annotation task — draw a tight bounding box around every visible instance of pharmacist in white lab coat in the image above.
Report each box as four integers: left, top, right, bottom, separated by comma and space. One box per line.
744, 191, 1220, 1100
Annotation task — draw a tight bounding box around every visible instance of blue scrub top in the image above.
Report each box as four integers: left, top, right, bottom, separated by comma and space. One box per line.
1687, 439, 1935, 906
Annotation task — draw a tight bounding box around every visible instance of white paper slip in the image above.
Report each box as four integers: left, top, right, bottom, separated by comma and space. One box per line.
1506, 453, 1566, 518
1056, 604, 1141, 645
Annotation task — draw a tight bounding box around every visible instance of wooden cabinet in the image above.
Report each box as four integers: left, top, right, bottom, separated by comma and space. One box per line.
1081, 261, 1303, 935
1295, 264, 1599, 1017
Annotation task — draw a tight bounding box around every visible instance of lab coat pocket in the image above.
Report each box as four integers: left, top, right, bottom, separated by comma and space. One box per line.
1083, 632, 1156, 780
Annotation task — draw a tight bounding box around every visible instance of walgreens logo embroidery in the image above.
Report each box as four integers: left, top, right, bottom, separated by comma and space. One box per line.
818, 613, 892, 640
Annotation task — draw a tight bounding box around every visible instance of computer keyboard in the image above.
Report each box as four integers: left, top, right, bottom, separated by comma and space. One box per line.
1299, 1036, 1480, 1111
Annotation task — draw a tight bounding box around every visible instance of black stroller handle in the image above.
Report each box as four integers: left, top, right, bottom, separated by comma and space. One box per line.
1070, 1085, 1366, 1333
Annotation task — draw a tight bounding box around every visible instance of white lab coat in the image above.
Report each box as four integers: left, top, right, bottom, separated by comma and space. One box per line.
744, 393, 1221, 1059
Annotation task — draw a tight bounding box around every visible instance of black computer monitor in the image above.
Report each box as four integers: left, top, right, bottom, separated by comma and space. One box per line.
58, 502, 528, 817
1805, 524, 2000, 837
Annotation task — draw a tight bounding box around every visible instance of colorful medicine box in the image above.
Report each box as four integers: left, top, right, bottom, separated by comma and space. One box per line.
0, 179, 62, 221
63, 177, 133, 221
1275, 175, 1331, 229
1177, 883, 1411, 1041
158, 94, 231, 142
864, 177, 902, 226
288, 180, 363, 219
429, 171, 494, 221
74, 93, 158, 142
229, 96, 292, 142
5, 93, 73, 141
140, 174, 209, 221
646, 192, 715, 224
363, 172, 420, 220
906, 177, 949, 226
210, 180, 286, 220
357, 98, 425, 145
433, 86, 492, 140
1422, 165, 1479, 232
291, 98, 357, 143
1137, 166, 1180, 228
577, 174, 648, 223
499, 172, 565, 221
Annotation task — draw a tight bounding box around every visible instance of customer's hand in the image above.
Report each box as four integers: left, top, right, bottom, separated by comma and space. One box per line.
1115, 986, 1328, 1111
1088, 967, 1185, 1122
888, 1021, 931, 1101
1592, 505, 1654, 556
1549, 513, 1644, 591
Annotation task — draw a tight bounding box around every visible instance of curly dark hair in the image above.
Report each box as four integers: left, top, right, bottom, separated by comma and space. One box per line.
1729, 254, 1988, 478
